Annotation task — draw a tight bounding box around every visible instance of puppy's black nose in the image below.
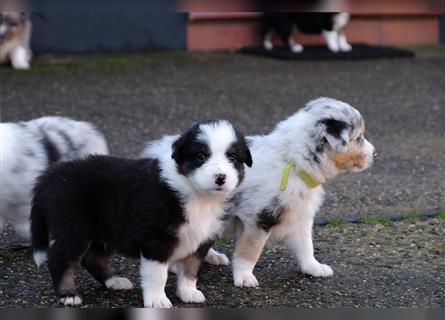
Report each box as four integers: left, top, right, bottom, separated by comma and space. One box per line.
373, 150, 378, 159
215, 174, 226, 186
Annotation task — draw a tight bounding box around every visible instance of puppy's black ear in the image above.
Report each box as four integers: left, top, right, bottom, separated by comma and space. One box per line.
320, 119, 350, 152
171, 135, 185, 163
237, 135, 253, 167
243, 142, 253, 167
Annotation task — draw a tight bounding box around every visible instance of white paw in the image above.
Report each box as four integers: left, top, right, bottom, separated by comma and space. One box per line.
234, 271, 259, 288
143, 293, 172, 308
290, 44, 303, 53
205, 251, 230, 266
177, 288, 206, 304
302, 262, 334, 277
263, 40, 273, 51
12, 61, 30, 70
327, 44, 340, 53
59, 295, 82, 307
105, 277, 134, 290
340, 43, 352, 52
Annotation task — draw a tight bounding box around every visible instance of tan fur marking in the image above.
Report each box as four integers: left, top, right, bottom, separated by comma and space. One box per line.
234, 230, 268, 263
179, 255, 201, 280
334, 152, 365, 170
60, 264, 77, 293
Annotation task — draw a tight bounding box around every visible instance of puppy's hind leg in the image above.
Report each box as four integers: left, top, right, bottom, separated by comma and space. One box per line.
338, 30, 352, 52
322, 30, 340, 52
10, 204, 32, 239
232, 227, 270, 288
263, 31, 274, 51
288, 29, 303, 53
81, 242, 133, 291
48, 238, 90, 307
284, 214, 333, 278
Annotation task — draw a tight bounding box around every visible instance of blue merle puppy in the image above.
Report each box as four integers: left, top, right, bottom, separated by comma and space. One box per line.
0, 116, 108, 238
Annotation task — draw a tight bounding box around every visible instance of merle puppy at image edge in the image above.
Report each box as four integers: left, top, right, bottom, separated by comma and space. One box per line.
0, 12, 32, 69
0, 116, 108, 239
31, 120, 252, 308
205, 98, 376, 287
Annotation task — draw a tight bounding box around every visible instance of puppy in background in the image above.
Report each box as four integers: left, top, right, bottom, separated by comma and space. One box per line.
0, 117, 108, 239
0, 12, 32, 69
205, 98, 376, 287
31, 120, 252, 307
261, 13, 352, 53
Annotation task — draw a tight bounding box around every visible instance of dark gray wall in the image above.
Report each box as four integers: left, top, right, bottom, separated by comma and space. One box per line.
30, 1, 187, 53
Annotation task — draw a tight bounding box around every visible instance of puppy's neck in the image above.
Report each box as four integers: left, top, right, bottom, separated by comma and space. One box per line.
268, 115, 336, 185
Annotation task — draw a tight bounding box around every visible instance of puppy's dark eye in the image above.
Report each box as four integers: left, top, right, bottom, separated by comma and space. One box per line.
227, 153, 239, 163
355, 135, 363, 143
197, 152, 208, 162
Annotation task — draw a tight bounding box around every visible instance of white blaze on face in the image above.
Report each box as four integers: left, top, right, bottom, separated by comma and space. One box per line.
190, 121, 239, 196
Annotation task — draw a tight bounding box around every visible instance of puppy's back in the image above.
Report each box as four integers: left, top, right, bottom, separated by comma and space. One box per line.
31, 155, 182, 257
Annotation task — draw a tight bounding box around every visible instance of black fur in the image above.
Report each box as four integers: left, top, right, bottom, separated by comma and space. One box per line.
31, 119, 251, 304
172, 120, 252, 179
260, 13, 338, 48
40, 132, 60, 165
32, 156, 185, 260
256, 198, 285, 231
321, 118, 348, 140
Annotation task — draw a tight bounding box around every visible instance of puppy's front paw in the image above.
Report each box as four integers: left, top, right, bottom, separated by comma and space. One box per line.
105, 276, 134, 290
263, 40, 273, 51
177, 288, 206, 304
302, 262, 334, 277
234, 271, 259, 288
143, 293, 172, 308
59, 294, 82, 307
205, 250, 230, 266
340, 43, 352, 52
290, 44, 303, 53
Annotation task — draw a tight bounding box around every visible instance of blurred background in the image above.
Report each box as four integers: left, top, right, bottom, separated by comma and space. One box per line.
7, 0, 445, 54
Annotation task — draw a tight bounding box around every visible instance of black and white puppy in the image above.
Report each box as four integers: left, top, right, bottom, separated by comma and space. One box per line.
31, 120, 252, 308
0, 116, 108, 239
261, 13, 352, 53
205, 98, 376, 287
0, 12, 32, 69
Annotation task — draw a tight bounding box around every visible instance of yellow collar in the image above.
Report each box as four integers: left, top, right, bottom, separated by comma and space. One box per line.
280, 161, 320, 191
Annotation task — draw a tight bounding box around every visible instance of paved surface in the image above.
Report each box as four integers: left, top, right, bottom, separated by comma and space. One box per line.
0, 218, 443, 307
1, 47, 444, 225
1, 46, 444, 307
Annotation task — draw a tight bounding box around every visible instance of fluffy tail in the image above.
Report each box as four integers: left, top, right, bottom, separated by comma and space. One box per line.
30, 204, 49, 267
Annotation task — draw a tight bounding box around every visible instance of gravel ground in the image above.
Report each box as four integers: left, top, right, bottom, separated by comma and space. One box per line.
1, 46, 444, 307
0, 218, 443, 307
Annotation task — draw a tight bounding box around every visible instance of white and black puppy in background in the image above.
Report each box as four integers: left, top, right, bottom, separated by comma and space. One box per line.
0, 116, 108, 239
205, 98, 376, 287
261, 13, 352, 53
0, 12, 32, 69
31, 120, 252, 308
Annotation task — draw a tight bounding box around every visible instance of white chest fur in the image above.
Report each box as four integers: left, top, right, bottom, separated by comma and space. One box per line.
169, 196, 225, 262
